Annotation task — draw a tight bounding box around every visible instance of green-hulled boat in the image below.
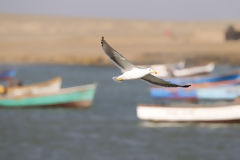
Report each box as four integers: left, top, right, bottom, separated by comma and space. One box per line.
0, 84, 97, 108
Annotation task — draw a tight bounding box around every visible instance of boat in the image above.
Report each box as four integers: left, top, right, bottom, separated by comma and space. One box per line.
196, 85, 240, 100
150, 84, 240, 101
6, 77, 62, 97
150, 62, 215, 78
150, 88, 197, 101
0, 69, 16, 80
171, 62, 215, 77
189, 79, 240, 88
150, 61, 185, 77
153, 79, 240, 90
166, 70, 240, 84
0, 83, 97, 108
137, 103, 240, 122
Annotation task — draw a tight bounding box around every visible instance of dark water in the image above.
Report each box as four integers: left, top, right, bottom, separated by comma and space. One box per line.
1, 65, 240, 160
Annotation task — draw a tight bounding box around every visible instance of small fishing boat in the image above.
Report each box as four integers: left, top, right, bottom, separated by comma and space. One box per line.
153, 79, 240, 90
197, 85, 240, 100
166, 70, 240, 84
150, 88, 197, 101
137, 103, 240, 122
0, 69, 16, 80
190, 79, 240, 88
147, 61, 185, 78
6, 77, 62, 97
171, 62, 215, 77
0, 83, 97, 108
150, 84, 240, 101
151, 62, 214, 78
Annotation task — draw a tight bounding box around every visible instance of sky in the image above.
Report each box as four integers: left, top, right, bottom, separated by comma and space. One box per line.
1, 0, 240, 21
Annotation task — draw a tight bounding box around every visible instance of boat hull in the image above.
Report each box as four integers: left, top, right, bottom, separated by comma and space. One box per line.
0, 69, 16, 80
0, 84, 97, 108
137, 104, 240, 122
167, 70, 240, 84
38, 100, 93, 109
150, 84, 240, 101
171, 62, 215, 77
150, 88, 197, 100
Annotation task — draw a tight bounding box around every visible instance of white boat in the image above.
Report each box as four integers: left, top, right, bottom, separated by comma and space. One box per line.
171, 62, 215, 77
149, 61, 185, 77
137, 103, 240, 122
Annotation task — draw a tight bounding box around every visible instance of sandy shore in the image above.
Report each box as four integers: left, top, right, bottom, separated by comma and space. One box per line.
1, 14, 240, 65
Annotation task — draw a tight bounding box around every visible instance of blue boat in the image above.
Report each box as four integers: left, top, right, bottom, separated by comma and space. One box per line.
166, 70, 240, 84
0, 69, 16, 80
150, 88, 197, 100
150, 85, 240, 101
197, 86, 240, 100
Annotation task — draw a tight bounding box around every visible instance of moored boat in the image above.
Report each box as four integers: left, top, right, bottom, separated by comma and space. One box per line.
147, 61, 185, 78
150, 62, 215, 78
166, 70, 240, 84
171, 62, 215, 77
152, 79, 240, 90
0, 69, 16, 80
150, 88, 197, 101
0, 83, 97, 108
150, 84, 240, 101
196, 85, 240, 100
137, 103, 240, 122
6, 77, 62, 97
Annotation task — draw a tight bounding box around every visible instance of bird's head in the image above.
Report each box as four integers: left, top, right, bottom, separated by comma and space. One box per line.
147, 68, 158, 75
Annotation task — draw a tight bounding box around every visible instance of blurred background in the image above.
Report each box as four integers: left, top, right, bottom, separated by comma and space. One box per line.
1, 0, 240, 65
1, 0, 240, 160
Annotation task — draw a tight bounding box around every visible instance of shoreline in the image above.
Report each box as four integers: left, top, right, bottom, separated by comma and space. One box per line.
1, 14, 240, 65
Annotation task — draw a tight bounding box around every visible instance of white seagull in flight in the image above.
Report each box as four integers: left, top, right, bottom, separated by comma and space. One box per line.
101, 37, 190, 88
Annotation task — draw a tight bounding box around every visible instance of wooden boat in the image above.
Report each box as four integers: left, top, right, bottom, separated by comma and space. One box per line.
151, 62, 214, 78
6, 77, 62, 97
171, 62, 215, 77
153, 79, 240, 90
166, 70, 240, 84
0, 83, 97, 108
0, 69, 16, 80
150, 84, 240, 101
197, 85, 240, 100
137, 103, 240, 122
190, 79, 240, 88
150, 88, 197, 101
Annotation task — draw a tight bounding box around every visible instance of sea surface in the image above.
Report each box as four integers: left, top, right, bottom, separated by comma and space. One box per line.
0, 65, 240, 160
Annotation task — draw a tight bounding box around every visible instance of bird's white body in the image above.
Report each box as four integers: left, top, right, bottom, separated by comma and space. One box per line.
114, 68, 151, 81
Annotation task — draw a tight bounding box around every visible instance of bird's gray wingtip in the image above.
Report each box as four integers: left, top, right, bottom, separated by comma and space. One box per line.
182, 84, 191, 88
101, 36, 104, 46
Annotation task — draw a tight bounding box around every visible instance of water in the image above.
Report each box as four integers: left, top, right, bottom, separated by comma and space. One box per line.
0, 65, 240, 160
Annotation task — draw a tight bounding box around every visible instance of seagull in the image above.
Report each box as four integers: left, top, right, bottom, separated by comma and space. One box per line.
101, 37, 190, 88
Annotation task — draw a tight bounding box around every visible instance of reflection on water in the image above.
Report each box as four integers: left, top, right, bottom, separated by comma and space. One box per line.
139, 121, 240, 129
1, 65, 240, 160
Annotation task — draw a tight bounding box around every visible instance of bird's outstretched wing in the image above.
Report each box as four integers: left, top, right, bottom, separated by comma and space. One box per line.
142, 74, 191, 87
101, 37, 135, 71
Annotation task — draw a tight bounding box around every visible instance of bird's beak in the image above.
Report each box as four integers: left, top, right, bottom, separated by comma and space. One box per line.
152, 70, 158, 74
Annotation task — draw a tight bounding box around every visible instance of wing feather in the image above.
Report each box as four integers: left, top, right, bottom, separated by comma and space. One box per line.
101, 37, 135, 71
142, 74, 191, 87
